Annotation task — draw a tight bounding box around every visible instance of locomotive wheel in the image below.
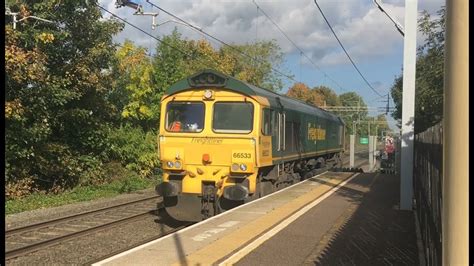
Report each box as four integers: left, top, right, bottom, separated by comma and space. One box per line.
335, 155, 343, 168
259, 180, 274, 197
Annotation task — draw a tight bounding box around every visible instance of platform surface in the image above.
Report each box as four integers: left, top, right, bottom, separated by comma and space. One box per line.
94, 170, 419, 266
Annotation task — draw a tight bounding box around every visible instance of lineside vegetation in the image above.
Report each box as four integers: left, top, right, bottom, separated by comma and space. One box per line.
6, 1, 442, 211
5, 1, 288, 206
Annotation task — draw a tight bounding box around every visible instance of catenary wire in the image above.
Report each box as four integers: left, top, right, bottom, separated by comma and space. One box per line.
145, 0, 298, 83
252, 0, 347, 92
313, 0, 384, 97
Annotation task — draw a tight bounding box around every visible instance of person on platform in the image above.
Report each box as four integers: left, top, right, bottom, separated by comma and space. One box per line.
385, 136, 395, 161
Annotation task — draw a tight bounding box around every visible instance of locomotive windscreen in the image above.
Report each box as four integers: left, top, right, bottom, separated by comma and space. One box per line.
166, 101, 204, 132
213, 102, 253, 133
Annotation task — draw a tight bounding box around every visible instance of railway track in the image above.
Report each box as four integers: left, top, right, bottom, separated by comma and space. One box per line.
5, 195, 162, 260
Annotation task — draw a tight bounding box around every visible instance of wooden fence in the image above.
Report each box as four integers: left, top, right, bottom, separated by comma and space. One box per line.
414, 121, 443, 266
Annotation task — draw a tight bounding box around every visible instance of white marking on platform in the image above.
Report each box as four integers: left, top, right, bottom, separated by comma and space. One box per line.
218, 221, 240, 228
234, 211, 267, 215
192, 221, 240, 241
192, 228, 226, 241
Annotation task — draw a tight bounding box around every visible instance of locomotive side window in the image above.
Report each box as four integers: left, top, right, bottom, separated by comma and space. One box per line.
271, 110, 278, 137
262, 108, 271, 135
285, 121, 294, 152
166, 102, 204, 132
339, 125, 343, 145
213, 102, 253, 133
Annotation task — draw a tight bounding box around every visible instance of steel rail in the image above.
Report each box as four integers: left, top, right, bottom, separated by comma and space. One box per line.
6, 195, 161, 237
5, 210, 157, 260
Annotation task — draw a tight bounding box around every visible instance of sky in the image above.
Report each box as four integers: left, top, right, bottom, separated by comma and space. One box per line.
98, 0, 445, 130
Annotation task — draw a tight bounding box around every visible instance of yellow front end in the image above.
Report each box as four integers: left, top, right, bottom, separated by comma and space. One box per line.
157, 88, 263, 221
160, 135, 258, 196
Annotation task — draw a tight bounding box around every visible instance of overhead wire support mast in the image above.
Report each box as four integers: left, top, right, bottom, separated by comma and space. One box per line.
97, 5, 239, 71
313, 0, 383, 97
252, 0, 346, 92
145, 0, 298, 84
5, 5, 55, 30
96, 4, 194, 59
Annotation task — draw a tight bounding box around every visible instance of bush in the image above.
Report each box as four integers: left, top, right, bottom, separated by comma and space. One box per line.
32, 144, 107, 193
5, 142, 108, 200
32, 143, 82, 192
5, 177, 37, 200
106, 124, 160, 178
77, 155, 107, 187
5, 122, 161, 200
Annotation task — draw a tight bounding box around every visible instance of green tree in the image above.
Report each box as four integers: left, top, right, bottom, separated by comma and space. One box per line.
5, 0, 123, 195
114, 40, 157, 130
220, 40, 287, 91
312, 86, 341, 106
152, 30, 287, 98
371, 114, 390, 138
152, 29, 190, 98
391, 7, 445, 133
152, 29, 287, 93
338, 92, 368, 135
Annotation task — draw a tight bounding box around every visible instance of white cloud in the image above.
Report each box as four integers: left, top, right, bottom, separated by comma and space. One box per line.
99, 0, 444, 66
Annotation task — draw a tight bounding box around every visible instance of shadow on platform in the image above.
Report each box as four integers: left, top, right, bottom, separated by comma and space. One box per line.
305, 172, 419, 265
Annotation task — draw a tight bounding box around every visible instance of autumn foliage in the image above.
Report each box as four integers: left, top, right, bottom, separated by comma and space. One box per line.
5, 3, 287, 199
286, 83, 325, 107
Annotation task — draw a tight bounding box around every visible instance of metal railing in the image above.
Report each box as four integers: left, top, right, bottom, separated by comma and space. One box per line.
414, 121, 443, 266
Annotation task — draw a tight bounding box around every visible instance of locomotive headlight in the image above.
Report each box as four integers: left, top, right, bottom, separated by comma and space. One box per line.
166, 161, 174, 168
174, 161, 182, 168
240, 164, 247, 171
231, 163, 239, 172
203, 89, 213, 100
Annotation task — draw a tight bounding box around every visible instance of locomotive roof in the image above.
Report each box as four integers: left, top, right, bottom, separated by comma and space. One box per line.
165, 69, 342, 123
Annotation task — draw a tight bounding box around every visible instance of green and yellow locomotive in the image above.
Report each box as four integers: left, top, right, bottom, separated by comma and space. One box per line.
156, 70, 345, 221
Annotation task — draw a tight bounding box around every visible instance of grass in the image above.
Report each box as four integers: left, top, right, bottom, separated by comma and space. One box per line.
6, 176, 162, 215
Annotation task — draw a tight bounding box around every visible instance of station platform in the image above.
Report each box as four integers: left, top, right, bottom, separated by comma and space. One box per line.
93, 170, 420, 265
